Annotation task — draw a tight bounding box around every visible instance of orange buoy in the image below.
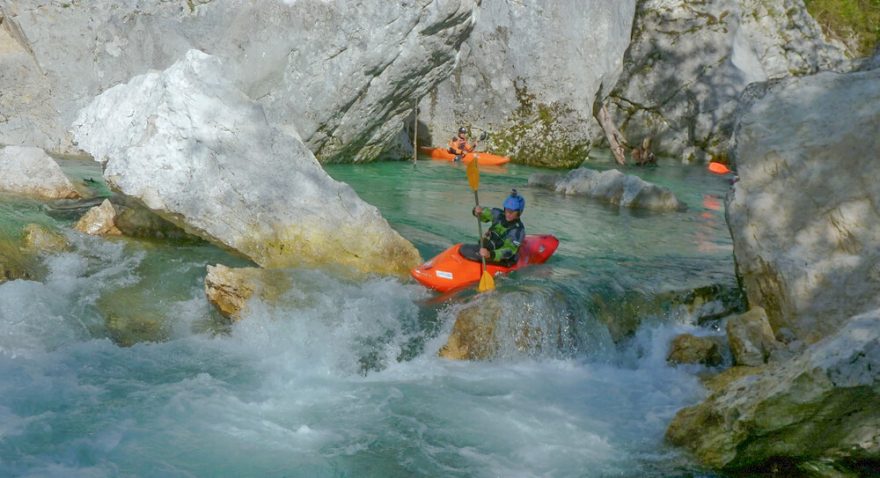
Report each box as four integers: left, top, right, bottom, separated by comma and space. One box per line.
708, 162, 731, 175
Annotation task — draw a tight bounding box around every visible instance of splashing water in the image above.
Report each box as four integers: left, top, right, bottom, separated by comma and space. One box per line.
0, 157, 732, 477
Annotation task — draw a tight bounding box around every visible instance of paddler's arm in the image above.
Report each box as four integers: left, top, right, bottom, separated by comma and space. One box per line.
472, 206, 492, 222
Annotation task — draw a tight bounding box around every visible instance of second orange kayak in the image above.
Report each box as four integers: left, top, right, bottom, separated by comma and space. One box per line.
419, 147, 511, 166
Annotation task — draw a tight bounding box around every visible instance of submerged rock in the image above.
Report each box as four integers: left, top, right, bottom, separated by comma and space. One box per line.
72, 50, 421, 276
20, 223, 70, 254
439, 289, 614, 361
0, 237, 34, 283
105, 314, 167, 348
590, 283, 747, 342
667, 334, 724, 366
0, 146, 80, 200
439, 299, 502, 361
726, 65, 880, 342
529, 167, 685, 211
666, 311, 880, 474
204, 264, 291, 321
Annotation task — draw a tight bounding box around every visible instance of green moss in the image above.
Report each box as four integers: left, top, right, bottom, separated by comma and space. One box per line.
488, 79, 591, 169
804, 0, 880, 57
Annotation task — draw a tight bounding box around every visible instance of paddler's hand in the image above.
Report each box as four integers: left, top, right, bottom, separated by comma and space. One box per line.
473, 206, 483, 217
479, 247, 490, 259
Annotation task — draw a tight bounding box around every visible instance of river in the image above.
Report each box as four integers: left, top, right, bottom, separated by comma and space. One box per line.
0, 154, 735, 477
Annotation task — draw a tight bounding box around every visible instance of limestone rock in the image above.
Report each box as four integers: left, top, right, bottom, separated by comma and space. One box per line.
725, 307, 779, 366
106, 315, 167, 348
71, 50, 421, 275
667, 333, 724, 366
590, 283, 747, 342
666, 311, 880, 473
0, 237, 33, 283
418, 0, 637, 168
204, 264, 291, 321
726, 66, 880, 342
439, 300, 502, 361
112, 200, 199, 242
0, 11, 58, 150
440, 291, 614, 361
1, 0, 477, 160
609, 0, 848, 160
74, 199, 122, 236
699, 365, 765, 395
0, 146, 80, 199
20, 223, 69, 254
528, 167, 685, 211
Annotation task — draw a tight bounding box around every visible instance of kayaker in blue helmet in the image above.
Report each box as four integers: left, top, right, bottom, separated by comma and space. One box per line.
459, 189, 526, 266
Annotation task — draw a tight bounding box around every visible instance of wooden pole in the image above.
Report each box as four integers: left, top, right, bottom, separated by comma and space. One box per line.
595, 103, 628, 166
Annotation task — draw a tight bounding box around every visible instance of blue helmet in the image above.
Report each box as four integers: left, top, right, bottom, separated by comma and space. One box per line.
502, 189, 525, 212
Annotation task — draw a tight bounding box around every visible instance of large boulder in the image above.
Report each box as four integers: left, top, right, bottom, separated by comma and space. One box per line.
666, 311, 880, 474
439, 290, 615, 361
0, 0, 477, 161
72, 50, 421, 275
0, 146, 80, 199
726, 65, 880, 342
609, 0, 847, 162
417, 0, 637, 167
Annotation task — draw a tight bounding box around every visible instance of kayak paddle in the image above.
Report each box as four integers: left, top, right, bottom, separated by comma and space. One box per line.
466, 155, 495, 292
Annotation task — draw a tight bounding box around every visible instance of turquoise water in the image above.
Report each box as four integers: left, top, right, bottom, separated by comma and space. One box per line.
0, 155, 734, 477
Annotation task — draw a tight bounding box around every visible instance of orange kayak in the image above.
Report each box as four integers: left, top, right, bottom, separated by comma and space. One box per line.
708, 162, 732, 174
419, 147, 511, 166
411, 234, 559, 293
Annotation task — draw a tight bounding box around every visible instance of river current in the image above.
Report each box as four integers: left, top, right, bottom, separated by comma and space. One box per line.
0, 154, 734, 477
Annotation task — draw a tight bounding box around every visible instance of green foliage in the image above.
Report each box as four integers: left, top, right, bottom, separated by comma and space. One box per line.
804, 0, 880, 57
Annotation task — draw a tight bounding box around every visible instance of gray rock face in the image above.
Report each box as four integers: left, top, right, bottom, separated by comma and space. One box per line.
609, 0, 847, 162
418, 0, 636, 168
0, 11, 57, 148
725, 307, 779, 366
726, 66, 880, 342
71, 50, 421, 276
0, 0, 477, 161
529, 167, 684, 211
0, 146, 80, 199
667, 311, 880, 472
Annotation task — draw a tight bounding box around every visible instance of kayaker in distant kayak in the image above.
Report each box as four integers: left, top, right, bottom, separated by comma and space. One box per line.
460, 189, 525, 266
447, 127, 477, 162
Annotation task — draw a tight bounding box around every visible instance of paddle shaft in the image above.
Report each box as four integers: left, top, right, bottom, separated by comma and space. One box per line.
473, 190, 487, 273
